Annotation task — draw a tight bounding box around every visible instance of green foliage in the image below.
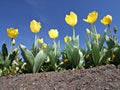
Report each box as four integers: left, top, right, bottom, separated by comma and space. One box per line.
106, 26, 120, 66
0, 43, 23, 76
85, 25, 112, 67
62, 29, 85, 69
20, 35, 47, 73
44, 41, 61, 71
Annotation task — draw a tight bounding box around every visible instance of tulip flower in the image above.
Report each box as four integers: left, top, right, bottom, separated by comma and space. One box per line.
64, 36, 69, 43
30, 20, 41, 33
48, 29, 59, 39
83, 11, 98, 24
7, 28, 18, 38
101, 15, 112, 25
38, 38, 44, 44
42, 43, 47, 49
64, 36, 72, 43
65, 11, 78, 27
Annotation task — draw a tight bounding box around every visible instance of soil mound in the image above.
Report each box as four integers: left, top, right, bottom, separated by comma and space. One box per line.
0, 64, 120, 90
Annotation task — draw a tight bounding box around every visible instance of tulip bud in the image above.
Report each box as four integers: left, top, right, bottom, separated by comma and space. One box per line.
12, 39, 15, 45
64, 59, 69, 63
96, 34, 100, 40
114, 26, 118, 34
38, 38, 44, 44
42, 43, 47, 49
86, 28, 90, 34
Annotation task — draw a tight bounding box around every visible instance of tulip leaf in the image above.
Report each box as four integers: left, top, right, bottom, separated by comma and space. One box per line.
99, 49, 112, 65
78, 50, 85, 68
2, 43, 8, 60
99, 29, 106, 50
74, 35, 79, 47
20, 44, 34, 69
72, 48, 80, 67
33, 49, 46, 73
92, 42, 100, 65
31, 35, 39, 57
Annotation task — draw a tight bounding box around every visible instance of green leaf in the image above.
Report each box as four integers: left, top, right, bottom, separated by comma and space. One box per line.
74, 35, 79, 47
4, 56, 11, 67
78, 50, 85, 68
99, 49, 112, 65
99, 29, 106, 50
47, 45, 56, 70
106, 35, 115, 49
20, 44, 34, 69
2, 43, 8, 60
31, 35, 39, 57
66, 41, 73, 61
85, 35, 91, 51
92, 42, 100, 65
72, 47, 80, 67
33, 50, 46, 73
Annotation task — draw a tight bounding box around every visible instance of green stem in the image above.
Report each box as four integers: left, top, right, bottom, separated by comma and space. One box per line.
10, 38, 13, 54
72, 26, 75, 40
108, 24, 112, 38
53, 39, 57, 55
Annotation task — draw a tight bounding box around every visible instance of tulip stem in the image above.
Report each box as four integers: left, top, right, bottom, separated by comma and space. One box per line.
72, 27, 75, 40
10, 38, 13, 54
108, 24, 112, 38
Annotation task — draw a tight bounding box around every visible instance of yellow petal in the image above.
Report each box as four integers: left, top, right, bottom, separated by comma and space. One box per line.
101, 15, 112, 25
83, 11, 98, 24
38, 38, 44, 44
30, 20, 41, 33
42, 43, 47, 49
7, 28, 18, 38
96, 34, 100, 40
48, 29, 59, 39
65, 11, 78, 27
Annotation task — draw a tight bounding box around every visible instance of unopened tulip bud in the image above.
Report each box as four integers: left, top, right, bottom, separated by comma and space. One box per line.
86, 28, 90, 34
114, 26, 118, 34
12, 39, 15, 45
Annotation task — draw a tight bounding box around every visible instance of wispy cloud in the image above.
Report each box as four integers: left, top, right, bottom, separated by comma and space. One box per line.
24, 0, 38, 7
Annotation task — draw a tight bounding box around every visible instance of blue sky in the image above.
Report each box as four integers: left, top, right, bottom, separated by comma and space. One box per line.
0, 0, 120, 50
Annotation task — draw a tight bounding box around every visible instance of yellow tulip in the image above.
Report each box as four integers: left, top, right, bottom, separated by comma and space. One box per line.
48, 29, 59, 39
86, 28, 91, 34
30, 20, 41, 33
7, 28, 18, 38
64, 36, 72, 43
101, 15, 112, 25
42, 43, 47, 49
65, 11, 78, 27
64, 36, 69, 43
38, 38, 44, 44
96, 34, 100, 40
83, 11, 98, 24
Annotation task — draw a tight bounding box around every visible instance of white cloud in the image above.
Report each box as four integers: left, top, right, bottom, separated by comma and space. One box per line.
24, 0, 38, 7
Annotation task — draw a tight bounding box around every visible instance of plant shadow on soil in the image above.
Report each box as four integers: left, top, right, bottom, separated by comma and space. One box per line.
0, 64, 120, 90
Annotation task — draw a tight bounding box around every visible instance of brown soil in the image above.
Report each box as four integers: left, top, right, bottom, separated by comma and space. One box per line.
0, 64, 120, 90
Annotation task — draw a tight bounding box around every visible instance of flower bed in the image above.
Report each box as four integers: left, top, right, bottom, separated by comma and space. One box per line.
0, 11, 120, 76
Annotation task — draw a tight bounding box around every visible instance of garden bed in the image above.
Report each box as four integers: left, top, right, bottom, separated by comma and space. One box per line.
0, 64, 120, 90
